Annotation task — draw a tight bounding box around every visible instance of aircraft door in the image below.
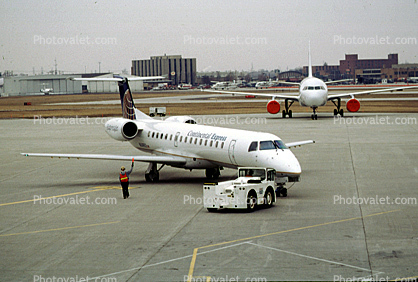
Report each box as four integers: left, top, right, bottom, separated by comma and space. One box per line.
174, 132, 180, 147
228, 139, 238, 165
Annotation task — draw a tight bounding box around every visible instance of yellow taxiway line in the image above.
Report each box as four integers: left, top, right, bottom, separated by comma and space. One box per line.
0, 221, 120, 237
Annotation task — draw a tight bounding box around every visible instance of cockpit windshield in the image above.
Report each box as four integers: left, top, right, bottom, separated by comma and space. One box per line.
259, 141, 276, 150
303, 86, 325, 90
274, 140, 288, 149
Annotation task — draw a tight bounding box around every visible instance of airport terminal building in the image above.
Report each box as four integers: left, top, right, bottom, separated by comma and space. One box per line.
302, 53, 418, 83
131, 55, 197, 85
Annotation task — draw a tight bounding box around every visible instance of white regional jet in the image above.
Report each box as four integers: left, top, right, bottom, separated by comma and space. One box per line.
206, 47, 418, 120
21, 76, 314, 195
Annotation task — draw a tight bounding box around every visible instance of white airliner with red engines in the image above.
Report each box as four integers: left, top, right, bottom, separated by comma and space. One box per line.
206, 46, 417, 120
22, 76, 314, 195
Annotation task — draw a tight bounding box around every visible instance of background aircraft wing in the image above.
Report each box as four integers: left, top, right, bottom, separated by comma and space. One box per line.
325, 79, 352, 85
327, 85, 418, 100
21, 153, 187, 165
69, 76, 165, 82
285, 140, 315, 148
203, 89, 300, 101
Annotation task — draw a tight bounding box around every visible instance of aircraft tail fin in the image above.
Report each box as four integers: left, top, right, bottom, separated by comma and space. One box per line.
116, 76, 136, 120
308, 41, 313, 78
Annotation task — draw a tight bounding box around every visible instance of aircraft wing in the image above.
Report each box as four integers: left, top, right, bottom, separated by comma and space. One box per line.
325, 79, 352, 85
327, 85, 418, 100
202, 89, 300, 101
285, 140, 315, 148
20, 153, 187, 165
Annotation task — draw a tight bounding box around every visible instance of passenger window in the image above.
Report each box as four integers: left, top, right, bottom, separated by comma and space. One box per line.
215, 141, 219, 148
184, 137, 188, 143
221, 142, 224, 149
248, 141, 258, 152
152, 132, 155, 138
179, 136, 183, 142
148, 131, 151, 137
210, 140, 213, 147
205, 140, 208, 146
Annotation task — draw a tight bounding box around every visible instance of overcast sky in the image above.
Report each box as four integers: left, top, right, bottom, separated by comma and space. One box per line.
1, 0, 417, 75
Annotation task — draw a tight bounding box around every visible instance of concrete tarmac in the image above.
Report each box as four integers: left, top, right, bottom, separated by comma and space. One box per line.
1, 112, 417, 281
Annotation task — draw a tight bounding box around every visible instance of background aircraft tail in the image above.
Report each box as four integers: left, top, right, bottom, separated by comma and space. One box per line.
308, 41, 313, 78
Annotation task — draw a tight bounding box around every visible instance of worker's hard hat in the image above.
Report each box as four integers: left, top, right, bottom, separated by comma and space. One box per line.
121, 166, 125, 171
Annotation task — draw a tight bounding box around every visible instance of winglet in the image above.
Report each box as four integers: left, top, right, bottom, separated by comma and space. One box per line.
308, 41, 313, 78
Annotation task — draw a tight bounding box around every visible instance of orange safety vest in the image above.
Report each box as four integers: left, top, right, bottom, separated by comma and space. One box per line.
120, 173, 129, 182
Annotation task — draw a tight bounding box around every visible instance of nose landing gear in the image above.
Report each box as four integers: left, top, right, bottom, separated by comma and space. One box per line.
311, 107, 318, 120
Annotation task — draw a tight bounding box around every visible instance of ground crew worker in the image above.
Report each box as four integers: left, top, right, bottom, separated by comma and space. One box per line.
119, 160, 134, 199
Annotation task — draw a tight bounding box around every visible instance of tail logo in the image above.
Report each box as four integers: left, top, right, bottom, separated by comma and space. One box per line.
122, 89, 136, 120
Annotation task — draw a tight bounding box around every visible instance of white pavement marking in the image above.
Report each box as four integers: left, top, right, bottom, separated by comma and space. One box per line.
246, 242, 384, 276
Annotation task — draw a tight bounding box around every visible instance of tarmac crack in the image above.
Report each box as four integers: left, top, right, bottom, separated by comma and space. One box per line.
346, 125, 374, 277
125, 205, 204, 281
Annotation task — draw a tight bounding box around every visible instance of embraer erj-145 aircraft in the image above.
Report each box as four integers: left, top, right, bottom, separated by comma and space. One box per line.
22, 76, 314, 193
206, 47, 418, 120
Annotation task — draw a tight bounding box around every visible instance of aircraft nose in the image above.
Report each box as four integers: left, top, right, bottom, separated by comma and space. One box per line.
277, 150, 301, 175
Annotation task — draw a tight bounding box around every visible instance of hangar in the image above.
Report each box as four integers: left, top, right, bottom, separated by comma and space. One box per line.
0, 73, 145, 96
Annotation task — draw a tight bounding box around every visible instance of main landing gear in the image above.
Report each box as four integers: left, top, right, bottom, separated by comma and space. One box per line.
331, 97, 344, 117
205, 167, 221, 179
145, 164, 222, 182
282, 99, 295, 118
145, 163, 164, 182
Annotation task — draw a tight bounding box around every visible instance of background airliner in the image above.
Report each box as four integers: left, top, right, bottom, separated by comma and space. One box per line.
22, 76, 314, 189
205, 46, 418, 120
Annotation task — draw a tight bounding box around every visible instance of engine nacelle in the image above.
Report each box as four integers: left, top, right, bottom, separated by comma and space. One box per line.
165, 116, 197, 124
346, 98, 361, 112
267, 100, 280, 114
105, 118, 139, 141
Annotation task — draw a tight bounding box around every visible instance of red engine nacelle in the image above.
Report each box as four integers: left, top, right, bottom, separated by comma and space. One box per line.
346, 98, 361, 112
266, 100, 280, 114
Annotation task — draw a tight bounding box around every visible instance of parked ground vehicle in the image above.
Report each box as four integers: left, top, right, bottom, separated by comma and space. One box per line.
203, 167, 277, 212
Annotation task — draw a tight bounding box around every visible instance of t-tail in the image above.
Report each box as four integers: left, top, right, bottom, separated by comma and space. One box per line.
116, 76, 136, 120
